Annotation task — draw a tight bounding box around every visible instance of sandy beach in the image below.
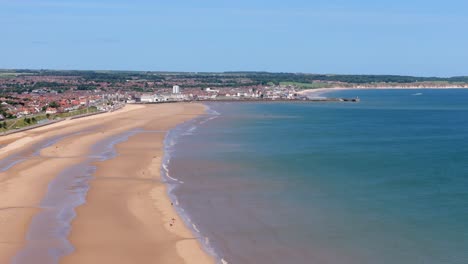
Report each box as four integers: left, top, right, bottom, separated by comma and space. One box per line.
0, 103, 214, 264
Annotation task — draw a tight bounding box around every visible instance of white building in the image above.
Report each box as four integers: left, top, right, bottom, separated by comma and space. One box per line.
172, 85, 180, 94
166, 93, 186, 101
46, 107, 57, 114
205, 88, 219, 93
140, 94, 155, 103
155, 95, 169, 102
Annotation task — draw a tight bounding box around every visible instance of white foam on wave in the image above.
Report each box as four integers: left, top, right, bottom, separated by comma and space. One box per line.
168, 138, 177, 147
163, 167, 183, 184
199, 115, 219, 125
165, 173, 181, 183
182, 125, 198, 135
204, 104, 221, 116
161, 104, 225, 264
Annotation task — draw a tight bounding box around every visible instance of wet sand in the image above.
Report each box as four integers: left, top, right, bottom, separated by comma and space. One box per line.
0, 103, 214, 264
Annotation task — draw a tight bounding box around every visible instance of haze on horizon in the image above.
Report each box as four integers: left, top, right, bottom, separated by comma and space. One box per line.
1, 0, 467, 77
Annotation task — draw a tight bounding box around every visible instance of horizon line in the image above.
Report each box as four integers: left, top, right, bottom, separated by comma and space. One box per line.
1, 68, 467, 79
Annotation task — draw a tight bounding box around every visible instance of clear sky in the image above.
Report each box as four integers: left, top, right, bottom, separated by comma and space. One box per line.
1, 0, 467, 76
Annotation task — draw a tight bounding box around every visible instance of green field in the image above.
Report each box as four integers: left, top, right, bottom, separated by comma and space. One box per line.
280, 82, 335, 89
0, 73, 20, 79
54, 106, 98, 119
0, 72, 36, 78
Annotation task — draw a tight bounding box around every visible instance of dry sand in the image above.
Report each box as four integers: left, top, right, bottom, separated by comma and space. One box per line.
0, 103, 214, 264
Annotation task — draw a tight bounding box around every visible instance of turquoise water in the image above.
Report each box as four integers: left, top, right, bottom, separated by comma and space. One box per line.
168, 89, 468, 264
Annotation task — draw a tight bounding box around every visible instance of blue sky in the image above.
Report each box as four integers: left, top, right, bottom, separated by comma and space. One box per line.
1, 0, 467, 76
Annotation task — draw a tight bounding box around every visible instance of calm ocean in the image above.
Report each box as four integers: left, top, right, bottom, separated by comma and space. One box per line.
164, 89, 468, 264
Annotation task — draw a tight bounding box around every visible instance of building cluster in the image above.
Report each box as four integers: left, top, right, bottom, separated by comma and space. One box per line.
133, 85, 182, 103
131, 85, 306, 103
0, 74, 310, 122
0, 90, 127, 120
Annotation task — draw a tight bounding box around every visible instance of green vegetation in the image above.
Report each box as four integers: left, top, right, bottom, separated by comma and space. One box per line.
32, 82, 64, 88
0, 73, 20, 79
0, 72, 35, 79
279, 82, 335, 89
2, 69, 464, 84
48, 101, 60, 108
1, 114, 47, 132
1, 69, 468, 92
0, 106, 99, 133
77, 85, 98, 90
53, 106, 98, 118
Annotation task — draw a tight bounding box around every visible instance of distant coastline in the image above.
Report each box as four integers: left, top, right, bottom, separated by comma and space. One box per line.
1, 69, 468, 135
299, 86, 468, 97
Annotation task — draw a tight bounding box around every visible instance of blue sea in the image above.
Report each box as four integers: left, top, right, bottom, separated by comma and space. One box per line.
165, 89, 468, 264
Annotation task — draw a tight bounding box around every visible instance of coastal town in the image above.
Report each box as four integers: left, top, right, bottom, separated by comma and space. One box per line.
0, 71, 353, 133
3, 69, 465, 132
0, 77, 306, 116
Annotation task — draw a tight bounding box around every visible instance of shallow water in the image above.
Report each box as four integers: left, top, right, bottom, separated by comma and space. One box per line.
166, 89, 468, 264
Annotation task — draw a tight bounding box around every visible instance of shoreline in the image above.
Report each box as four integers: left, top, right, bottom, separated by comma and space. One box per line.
298, 86, 468, 97
160, 104, 224, 263
0, 104, 146, 264
61, 103, 215, 264
0, 104, 214, 264
157, 104, 219, 264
